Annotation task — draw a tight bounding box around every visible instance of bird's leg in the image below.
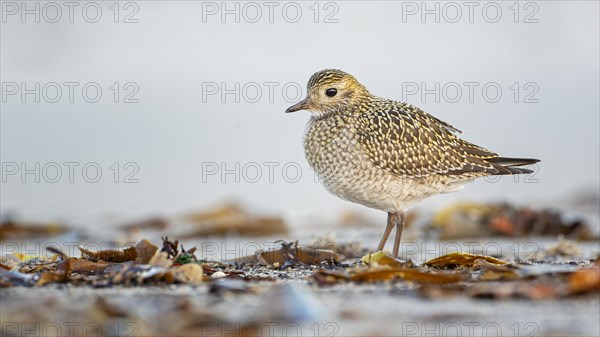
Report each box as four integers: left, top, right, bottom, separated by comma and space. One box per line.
376, 212, 396, 252
392, 210, 406, 258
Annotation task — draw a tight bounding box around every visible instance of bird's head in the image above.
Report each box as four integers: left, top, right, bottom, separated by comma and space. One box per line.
285, 69, 370, 117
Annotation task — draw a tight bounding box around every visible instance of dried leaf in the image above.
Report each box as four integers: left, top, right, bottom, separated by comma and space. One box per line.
57, 258, 110, 275
264, 247, 339, 267
313, 265, 464, 285
120, 217, 168, 231
0, 220, 68, 240
36, 270, 67, 286
469, 282, 560, 299
182, 203, 288, 237
424, 252, 509, 269
79, 246, 138, 263
470, 263, 599, 299
568, 266, 600, 294
184, 202, 247, 222
234, 241, 339, 267
350, 266, 465, 284
79, 239, 158, 264
33, 248, 71, 286
361, 251, 412, 268
312, 269, 350, 286
182, 215, 288, 238
476, 259, 520, 281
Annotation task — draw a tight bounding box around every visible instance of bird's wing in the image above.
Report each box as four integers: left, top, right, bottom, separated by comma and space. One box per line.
355, 101, 532, 178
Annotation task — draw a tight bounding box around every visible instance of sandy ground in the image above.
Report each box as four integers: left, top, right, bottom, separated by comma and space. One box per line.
2, 281, 599, 336
1, 226, 599, 337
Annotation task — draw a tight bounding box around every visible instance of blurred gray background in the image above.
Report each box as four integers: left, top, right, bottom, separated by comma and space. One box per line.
1, 1, 598, 227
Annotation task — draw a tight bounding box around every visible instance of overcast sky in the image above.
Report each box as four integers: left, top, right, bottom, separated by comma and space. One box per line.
1, 1, 598, 226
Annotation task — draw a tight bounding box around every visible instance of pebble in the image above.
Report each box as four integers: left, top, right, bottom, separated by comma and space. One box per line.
211, 271, 226, 279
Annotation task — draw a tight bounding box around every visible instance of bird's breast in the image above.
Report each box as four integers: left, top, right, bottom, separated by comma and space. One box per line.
303, 116, 358, 172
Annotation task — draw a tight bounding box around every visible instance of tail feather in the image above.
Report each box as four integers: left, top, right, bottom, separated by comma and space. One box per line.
487, 157, 539, 175
487, 157, 540, 167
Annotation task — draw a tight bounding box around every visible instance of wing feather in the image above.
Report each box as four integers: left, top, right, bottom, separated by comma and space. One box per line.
356, 101, 537, 178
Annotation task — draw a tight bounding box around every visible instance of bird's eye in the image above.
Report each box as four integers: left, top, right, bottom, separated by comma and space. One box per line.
325, 88, 338, 97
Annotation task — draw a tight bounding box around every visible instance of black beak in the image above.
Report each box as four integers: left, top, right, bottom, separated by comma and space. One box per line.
285, 98, 310, 113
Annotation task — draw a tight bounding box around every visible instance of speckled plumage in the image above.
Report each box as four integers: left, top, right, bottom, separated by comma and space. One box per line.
286, 69, 539, 257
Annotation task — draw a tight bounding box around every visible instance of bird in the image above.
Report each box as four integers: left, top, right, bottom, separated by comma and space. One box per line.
285, 69, 539, 258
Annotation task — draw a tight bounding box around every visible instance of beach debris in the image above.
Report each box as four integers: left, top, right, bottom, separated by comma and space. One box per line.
161, 236, 180, 258
568, 263, 600, 294
181, 202, 288, 237
0, 238, 211, 287
79, 239, 158, 264
313, 265, 464, 285
113, 203, 289, 238
349, 266, 466, 283
469, 257, 600, 299
361, 251, 414, 268
0, 234, 596, 303
56, 258, 110, 275
0, 268, 37, 287
424, 251, 510, 269
531, 237, 583, 261
169, 263, 205, 283
430, 202, 593, 239
0, 219, 68, 240
314, 251, 466, 285
210, 271, 226, 279
311, 235, 368, 260
119, 217, 169, 232
313, 249, 600, 300
148, 252, 174, 268
233, 240, 339, 268
0, 247, 70, 287
136, 239, 161, 263
78, 245, 137, 263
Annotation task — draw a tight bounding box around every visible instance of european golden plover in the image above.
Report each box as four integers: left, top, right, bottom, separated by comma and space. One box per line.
286, 69, 539, 258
